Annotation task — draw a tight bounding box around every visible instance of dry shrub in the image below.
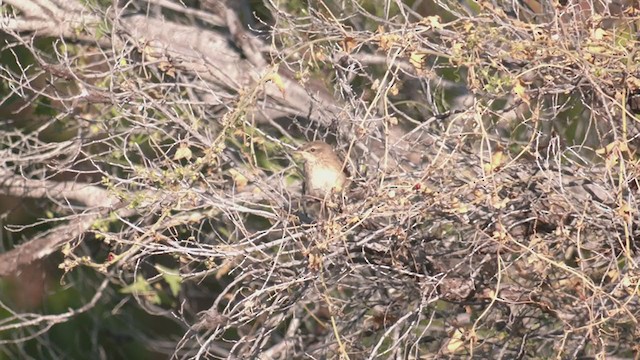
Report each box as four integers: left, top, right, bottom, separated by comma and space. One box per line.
0, 0, 639, 358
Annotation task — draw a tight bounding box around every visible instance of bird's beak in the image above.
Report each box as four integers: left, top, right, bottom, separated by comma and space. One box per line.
292, 148, 305, 162
292, 146, 305, 158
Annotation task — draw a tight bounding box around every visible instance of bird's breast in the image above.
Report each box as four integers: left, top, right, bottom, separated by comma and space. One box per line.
305, 165, 346, 198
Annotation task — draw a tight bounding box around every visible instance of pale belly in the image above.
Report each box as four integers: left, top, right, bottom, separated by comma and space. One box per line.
306, 166, 345, 198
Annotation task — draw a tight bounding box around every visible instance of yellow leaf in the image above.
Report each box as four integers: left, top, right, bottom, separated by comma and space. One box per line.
450, 42, 465, 61
314, 50, 327, 62
265, 70, 286, 96
491, 194, 508, 209
617, 201, 634, 223
421, 15, 444, 30
595, 140, 618, 155
174, 146, 192, 161
409, 52, 427, 71
228, 168, 248, 189
585, 45, 606, 54
377, 25, 402, 50
451, 198, 469, 213
485, 289, 496, 299
483, 150, 505, 173
607, 268, 620, 282
389, 82, 400, 96
593, 28, 607, 40
513, 80, 527, 100
379, 34, 400, 50
447, 328, 465, 353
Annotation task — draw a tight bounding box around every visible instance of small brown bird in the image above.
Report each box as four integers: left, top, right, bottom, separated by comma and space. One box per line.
294, 141, 348, 220
295, 141, 348, 199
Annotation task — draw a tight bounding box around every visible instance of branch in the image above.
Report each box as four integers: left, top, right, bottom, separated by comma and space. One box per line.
0, 170, 118, 209
0, 170, 120, 277
0, 214, 100, 277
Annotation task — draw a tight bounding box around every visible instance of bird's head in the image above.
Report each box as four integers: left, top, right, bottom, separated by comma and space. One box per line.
294, 141, 338, 165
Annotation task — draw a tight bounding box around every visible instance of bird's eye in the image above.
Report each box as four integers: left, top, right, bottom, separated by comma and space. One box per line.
308, 148, 316, 153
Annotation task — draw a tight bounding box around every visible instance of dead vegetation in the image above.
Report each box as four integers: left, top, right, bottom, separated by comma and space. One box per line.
1, 0, 640, 358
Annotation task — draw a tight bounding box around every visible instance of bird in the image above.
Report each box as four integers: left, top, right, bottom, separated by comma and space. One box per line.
294, 141, 348, 221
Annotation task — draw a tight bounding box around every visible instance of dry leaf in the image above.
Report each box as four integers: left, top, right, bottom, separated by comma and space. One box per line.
420, 15, 444, 30
158, 60, 175, 77
342, 36, 357, 53
377, 25, 400, 50
228, 168, 248, 189
446, 328, 465, 353
451, 198, 469, 213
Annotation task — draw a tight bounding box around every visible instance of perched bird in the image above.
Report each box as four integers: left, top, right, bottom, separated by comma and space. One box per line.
294, 141, 348, 220
295, 141, 348, 199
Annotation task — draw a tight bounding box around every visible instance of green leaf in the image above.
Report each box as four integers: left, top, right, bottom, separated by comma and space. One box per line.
155, 264, 182, 297
120, 275, 161, 304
